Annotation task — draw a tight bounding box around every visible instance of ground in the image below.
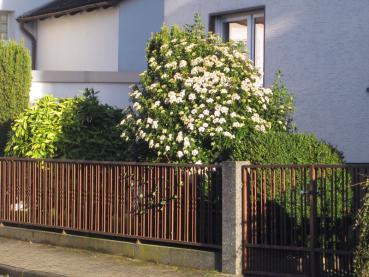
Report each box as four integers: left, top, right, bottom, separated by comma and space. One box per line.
0, 238, 228, 277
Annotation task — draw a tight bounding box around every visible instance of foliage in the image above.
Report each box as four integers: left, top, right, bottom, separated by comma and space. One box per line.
354, 182, 369, 277
120, 16, 294, 164
231, 132, 343, 164
0, 40, 32, 154
5, 89, 126, 161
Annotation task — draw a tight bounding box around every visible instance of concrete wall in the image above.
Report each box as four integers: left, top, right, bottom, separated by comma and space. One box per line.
31, 71, 138, 108
0, 0, 50, 50
164, 0, 369, 162
118, 0, 164, 72
36, 7, 120, 71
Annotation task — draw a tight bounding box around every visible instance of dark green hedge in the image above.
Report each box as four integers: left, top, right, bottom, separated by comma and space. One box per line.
231, 131, 343, 164
5, 89, 127, 161
0, 40, 32, 154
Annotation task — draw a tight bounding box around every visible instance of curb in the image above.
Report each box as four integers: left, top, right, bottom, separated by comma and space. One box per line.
0, 264, 65, 277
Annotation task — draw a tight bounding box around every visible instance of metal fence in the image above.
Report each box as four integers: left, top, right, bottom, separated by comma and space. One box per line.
0, 158, 222, 249
242, 164, 369, 277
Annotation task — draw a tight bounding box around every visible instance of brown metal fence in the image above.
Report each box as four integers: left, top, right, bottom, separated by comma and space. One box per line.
242, 164, 369, 277
0, 158, 222, 249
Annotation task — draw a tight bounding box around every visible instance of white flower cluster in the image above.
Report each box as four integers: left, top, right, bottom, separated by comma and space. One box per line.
120, 25, 291, 163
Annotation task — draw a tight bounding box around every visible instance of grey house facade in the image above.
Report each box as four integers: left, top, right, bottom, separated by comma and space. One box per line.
5, 0, 369, 162
165, 0, 369, 163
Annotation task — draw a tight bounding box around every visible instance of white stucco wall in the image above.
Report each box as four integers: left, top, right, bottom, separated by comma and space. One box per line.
36, 7, 120, 71
30, 82, 131, 108
0, 0, 50, 50
164, 0, 369, 162
30, 71, 137, 108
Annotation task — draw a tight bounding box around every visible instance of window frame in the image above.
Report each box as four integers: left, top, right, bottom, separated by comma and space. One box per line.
0, 11, 9, 40
209, 7, 266, 80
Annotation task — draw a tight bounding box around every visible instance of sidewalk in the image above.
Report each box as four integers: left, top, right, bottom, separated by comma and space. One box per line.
0, 237, 227, 277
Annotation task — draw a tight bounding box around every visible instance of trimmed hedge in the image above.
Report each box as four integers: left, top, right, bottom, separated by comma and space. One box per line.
0, 40, 32, 154
5, 89, 127, 161
231, 131, 343, 164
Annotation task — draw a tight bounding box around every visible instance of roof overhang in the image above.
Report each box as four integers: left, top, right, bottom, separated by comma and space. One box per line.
17, 0, 123, 23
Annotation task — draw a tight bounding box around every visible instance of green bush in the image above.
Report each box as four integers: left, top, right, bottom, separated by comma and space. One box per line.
5, 89, 127, 161
231, 132, 343, 164
232, 131, 345, 225
0, 40, 32, 154
354, 183, 369, 277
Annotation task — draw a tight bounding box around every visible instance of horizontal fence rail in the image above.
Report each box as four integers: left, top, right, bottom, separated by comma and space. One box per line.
0, 158, 222, 249
242, 164, 369, 277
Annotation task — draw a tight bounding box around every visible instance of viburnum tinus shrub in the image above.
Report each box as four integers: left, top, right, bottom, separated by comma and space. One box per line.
120, 16, 294, 164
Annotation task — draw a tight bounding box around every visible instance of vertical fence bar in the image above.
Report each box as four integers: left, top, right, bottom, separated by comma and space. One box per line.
0, 158, 223, 250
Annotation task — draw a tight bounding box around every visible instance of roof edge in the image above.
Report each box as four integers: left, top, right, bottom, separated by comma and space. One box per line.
17, 0, 122, 23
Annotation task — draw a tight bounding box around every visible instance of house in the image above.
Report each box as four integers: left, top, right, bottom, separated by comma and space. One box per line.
2, 0, 369, 162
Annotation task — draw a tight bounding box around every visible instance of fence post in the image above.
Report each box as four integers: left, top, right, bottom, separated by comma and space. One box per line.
310, 166, 318, 277
221, 161, 249, 275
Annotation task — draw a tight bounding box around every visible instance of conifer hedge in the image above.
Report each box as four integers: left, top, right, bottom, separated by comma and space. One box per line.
0, 40, 32, 155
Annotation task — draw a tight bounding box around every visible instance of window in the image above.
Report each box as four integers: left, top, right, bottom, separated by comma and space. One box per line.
214, 10, 265, 74
0, 12, 8, 40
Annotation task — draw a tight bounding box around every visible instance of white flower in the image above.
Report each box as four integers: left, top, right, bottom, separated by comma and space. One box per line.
147, 118, 153, 124
192, 150, 199, 156
220, 106, 229, 114
223, 131, 233, 138
174, 73, 182, 80
179, 60, 188, 68
241, 79, 252, 91
188, 93, 196, 101
203, 109, 210, 116
176, 132, 184, 143
256, 125, 266, 133
177, 151, 184, 158
219, 118, 226, 124
165, 145, 171, 151
184, 139, 191, 148
220, 89, 227, 94
198, 127, 205, 133
152, 121, 158, 129
165, 61, 177, 69
133, 102, 142, 110
153, 100, 161, 108
149, 140, 154, 148
231, 94, 241, 101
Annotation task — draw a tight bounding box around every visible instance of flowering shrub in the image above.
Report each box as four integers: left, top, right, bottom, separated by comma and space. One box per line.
120, 16, 294, 164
